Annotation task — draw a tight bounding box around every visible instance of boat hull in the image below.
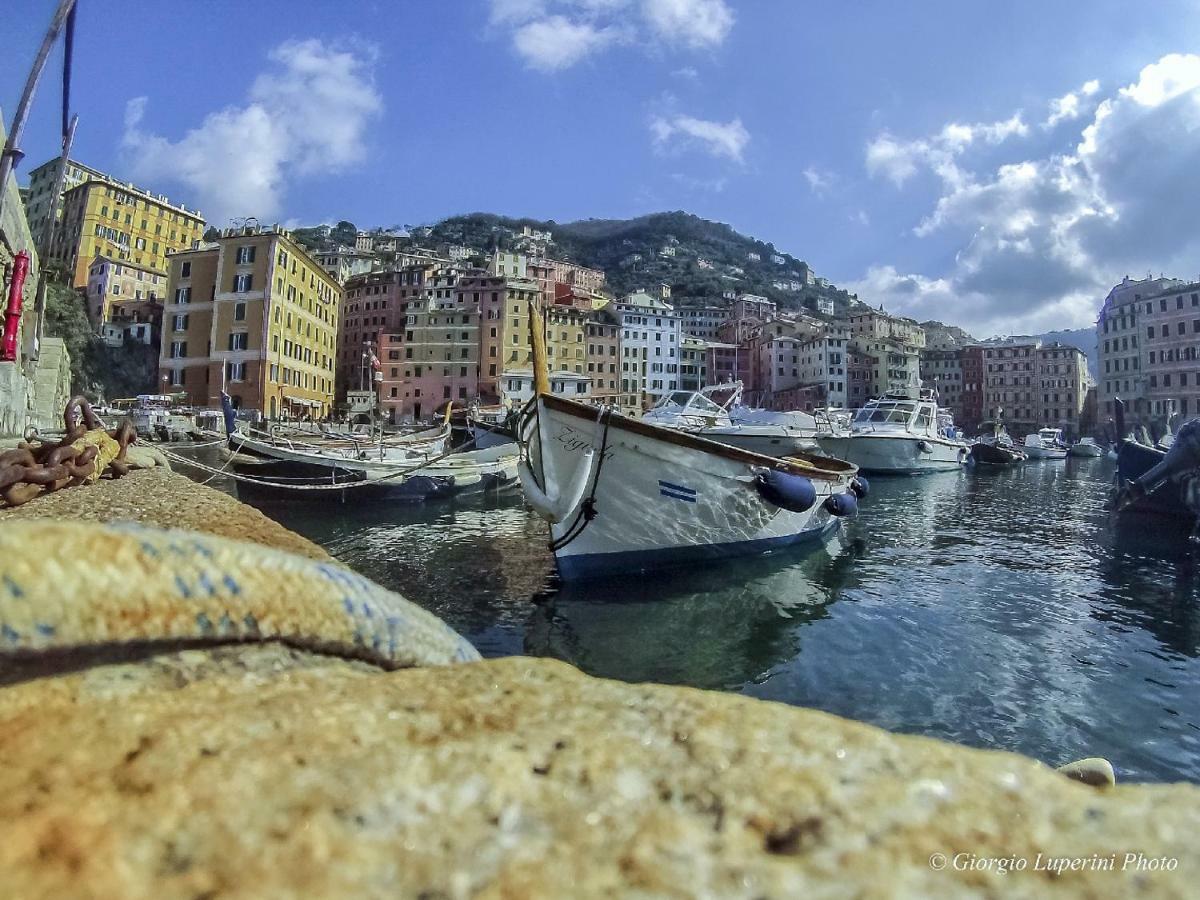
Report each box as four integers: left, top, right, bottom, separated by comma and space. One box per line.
1022, 445, 1068, 460
1112, 440, 1196, 521
969, 442, 1025, 466
1068, 444, 1104, 458
527, 395, 858, 578
815, 434, 966, 475
228, 442, 519, 503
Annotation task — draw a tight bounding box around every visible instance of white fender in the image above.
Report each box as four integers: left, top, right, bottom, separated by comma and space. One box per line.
519, 449, 595, 523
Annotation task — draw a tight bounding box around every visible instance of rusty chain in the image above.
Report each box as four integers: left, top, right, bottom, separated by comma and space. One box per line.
0, 396, 136, 507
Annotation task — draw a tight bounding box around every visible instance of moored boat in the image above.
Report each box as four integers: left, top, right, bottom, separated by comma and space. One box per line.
1068, 437, 1104, 458
969, 421, 1027, 466
641, 382, 829, 458
518, 307, 865, 579
814, 390, 969, 475
1110, 400, 1200, 528
1022, 427, 1069, 460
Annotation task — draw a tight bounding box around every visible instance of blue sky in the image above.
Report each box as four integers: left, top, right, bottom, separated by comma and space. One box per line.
6, 0, 1200, 335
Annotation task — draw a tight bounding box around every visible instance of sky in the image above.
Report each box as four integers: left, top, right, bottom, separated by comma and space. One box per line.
5, 0, 1200, 337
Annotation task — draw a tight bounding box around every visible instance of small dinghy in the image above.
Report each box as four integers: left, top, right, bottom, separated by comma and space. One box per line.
517, 304, 865, 579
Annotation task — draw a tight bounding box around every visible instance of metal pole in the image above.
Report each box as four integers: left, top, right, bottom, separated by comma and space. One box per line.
0, 0, 77, 224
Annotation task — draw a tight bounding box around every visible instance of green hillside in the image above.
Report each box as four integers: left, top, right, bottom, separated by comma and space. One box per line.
427, 211, 856, 313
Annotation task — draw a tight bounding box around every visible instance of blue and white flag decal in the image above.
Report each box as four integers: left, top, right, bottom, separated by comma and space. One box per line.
658, 480, 697, 502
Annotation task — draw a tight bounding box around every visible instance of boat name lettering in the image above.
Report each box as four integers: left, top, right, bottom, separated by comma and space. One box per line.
553, 426, 616, 461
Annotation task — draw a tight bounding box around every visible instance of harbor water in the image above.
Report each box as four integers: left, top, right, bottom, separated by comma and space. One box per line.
201, 452, 1200, 783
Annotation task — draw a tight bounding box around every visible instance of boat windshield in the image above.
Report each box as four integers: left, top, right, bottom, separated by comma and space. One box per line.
659, 391, 724, 415
853, 401, 916, 425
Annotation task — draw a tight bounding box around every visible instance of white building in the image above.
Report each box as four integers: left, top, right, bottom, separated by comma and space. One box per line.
316, 247, 376, 285
816, 298, 835, 316
489, 250, 527, 278
615, 290, 681, 410
1096, 274, 1186, 420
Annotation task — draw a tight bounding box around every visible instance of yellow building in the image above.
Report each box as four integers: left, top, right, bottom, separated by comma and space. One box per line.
158, 226, 341, 418
54, 176, 205, 294
544, 304, 589, 376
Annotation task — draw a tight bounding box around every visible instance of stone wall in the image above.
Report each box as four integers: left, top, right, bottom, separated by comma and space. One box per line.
29, 336, 71, 432
0, 113, 41, 438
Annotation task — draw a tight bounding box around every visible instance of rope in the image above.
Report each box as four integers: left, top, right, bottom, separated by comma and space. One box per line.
159, 434, 486, 493
0, 520, 480, 669
548, 406, 612, 553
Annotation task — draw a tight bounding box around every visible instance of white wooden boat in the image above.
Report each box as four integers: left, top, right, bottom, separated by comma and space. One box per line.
1022, 428, 1069, 460
815, 391, 969, 475
516, 308, 864, 579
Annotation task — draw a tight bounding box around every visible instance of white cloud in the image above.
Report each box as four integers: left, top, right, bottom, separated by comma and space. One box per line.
488, 0, 732, 71
802, 165, 833, 194
866, 113, 1028, 189
671, 65, 700, 81
854, 54, 1200, 334
1044, 79, 1101, 127
512, 16, 621, 70
650, 113, 749, 162
641, 0, 734, 47
121, 38, 381, 225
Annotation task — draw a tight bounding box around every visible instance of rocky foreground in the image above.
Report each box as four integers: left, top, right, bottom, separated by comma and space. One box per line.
0, 470, 1195, 897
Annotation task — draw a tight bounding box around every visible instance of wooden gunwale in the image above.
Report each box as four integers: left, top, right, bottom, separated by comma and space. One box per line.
539, 393, 854, 482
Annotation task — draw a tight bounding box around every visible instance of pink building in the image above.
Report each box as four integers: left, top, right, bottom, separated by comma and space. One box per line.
338, 264, 438, 397
536, 257, 606, 294
378, 270, 480, 423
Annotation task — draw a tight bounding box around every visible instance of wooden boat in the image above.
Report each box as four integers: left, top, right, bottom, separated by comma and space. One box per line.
227, 443, 520, 503
1110, 399, 1200, 526
969, 421, 1027, 466
517, 304, 865, 579
216, 393, 516, 502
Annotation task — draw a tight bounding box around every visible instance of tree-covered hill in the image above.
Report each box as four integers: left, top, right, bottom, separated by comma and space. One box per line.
426, 211, 856, 314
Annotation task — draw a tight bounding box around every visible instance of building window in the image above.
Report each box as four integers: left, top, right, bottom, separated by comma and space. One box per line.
235, 245, 256, 265
228, 332, 248, 351
170, 341, 187, 359
226, 361, 247, 382
234, 302, 247, 322
234, 273, 253, 293
174, 287, 191, 304
169, 368, 185, 386
173, 314, 188, 332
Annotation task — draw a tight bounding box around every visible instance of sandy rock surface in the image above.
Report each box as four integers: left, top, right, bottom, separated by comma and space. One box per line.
0, 467, 327, 560
0, 649, 1194, 899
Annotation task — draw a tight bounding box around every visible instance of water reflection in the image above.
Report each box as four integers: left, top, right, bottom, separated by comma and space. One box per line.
526, 532, 867, 690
